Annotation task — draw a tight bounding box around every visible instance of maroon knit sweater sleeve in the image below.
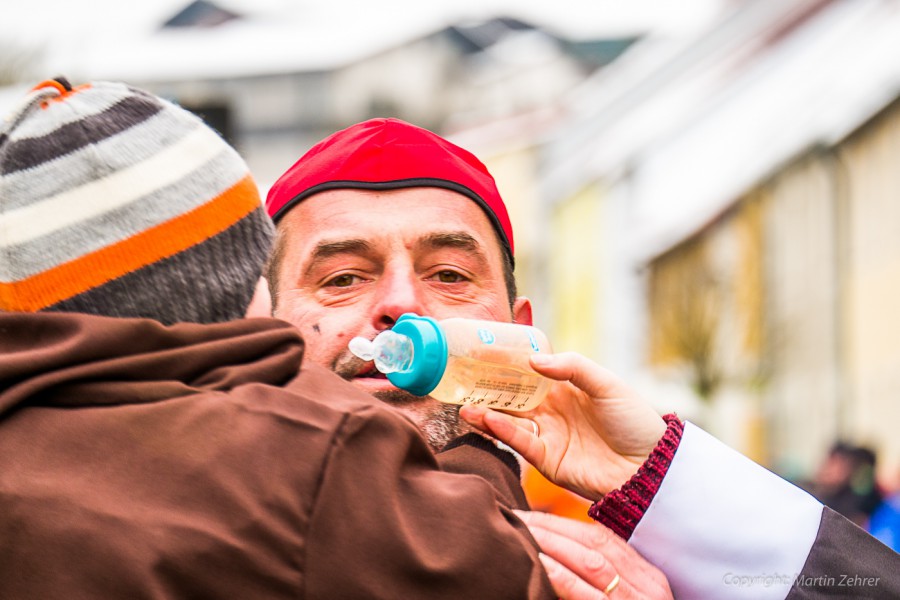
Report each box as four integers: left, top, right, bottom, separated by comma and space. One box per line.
587, 414, 684, 540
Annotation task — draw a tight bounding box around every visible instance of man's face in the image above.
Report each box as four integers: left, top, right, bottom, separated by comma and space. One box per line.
272, 187, 531, 449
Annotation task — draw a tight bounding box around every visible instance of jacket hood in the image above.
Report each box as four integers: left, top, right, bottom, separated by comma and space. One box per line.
0, 312, 304, 418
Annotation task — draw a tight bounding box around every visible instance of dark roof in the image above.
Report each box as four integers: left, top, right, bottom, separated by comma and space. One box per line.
444, 17, 537, 54
162, 0, 240, 29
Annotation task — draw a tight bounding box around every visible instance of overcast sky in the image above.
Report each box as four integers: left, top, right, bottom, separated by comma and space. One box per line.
0, 0, 726, 86
1, 0, 724, 61
1, 0, 723, 37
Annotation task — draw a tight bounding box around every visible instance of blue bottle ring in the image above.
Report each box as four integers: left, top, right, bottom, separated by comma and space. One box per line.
386, 313, 448, 396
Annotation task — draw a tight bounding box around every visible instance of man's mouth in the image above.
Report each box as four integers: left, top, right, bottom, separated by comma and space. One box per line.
354, 363, 389, 379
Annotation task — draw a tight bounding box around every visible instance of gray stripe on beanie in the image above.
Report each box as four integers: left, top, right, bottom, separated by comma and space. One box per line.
0, 149, 249, 281
46, 207, 275, 324
0, 105, 203, 210
0, 94, 163, 175
5, 82, 135, 139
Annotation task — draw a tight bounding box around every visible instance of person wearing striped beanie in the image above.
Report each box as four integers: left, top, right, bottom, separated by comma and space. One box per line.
0, 81, 559, 598
0, 77, 273, 324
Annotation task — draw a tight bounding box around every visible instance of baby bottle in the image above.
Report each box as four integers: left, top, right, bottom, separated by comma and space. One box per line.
348, 313, 552, 411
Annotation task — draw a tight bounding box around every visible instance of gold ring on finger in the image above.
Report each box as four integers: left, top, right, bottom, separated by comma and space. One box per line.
603, 573, 620, 595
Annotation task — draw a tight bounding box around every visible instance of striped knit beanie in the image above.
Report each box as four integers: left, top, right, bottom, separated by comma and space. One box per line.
0, 78, 274, 324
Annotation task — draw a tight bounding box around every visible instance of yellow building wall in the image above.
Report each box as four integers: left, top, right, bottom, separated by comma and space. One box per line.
645, 97, 900, 484
477, 146, 543, 307
646, 201, 764, 388
759, 154, 842, 476
646, 198, 767, 461
647, 238, 713, 370
549, 184, 604, 358
840, 100, 900, 482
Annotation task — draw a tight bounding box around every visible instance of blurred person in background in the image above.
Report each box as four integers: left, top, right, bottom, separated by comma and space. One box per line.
0, 78, 588, 599
809, 441, 883, 527
264, 117, 674, 599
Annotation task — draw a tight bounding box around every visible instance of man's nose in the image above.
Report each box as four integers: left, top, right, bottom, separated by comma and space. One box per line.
372, 269, 426, 330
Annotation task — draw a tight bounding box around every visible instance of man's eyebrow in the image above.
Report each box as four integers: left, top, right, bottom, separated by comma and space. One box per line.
420, 231, 486, 257
304, 239, 372, 276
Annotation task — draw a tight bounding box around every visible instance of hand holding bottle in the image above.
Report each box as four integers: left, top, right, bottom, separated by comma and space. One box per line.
460, 351, 667, 501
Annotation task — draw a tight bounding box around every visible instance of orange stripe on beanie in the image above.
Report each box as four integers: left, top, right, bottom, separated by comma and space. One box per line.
0, 176, 260, 312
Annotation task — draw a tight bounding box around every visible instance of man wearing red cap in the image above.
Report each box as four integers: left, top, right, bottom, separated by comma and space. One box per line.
264, 118, 673, 599
266, 118, 519, 450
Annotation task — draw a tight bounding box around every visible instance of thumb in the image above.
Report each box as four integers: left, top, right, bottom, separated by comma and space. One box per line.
460, 405, 544, 465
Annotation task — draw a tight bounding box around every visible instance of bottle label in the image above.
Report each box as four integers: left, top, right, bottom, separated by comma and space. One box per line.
426, 319, 551, 411
476, 328, 495, 344
462, 378, 540, 410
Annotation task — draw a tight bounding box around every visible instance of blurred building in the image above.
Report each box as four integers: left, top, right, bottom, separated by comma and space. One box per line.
0, 0, 623, 192
458, 0, 900, 483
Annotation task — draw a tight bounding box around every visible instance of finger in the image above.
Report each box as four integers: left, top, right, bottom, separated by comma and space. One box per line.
528, 523, 621, 591
529, 353, 668, 460
538, 552, 609, 600
517, 511, 620, 556
480, 407, 545, 465
459, 404, 491, 434
460, 404, 539, 433
460, 404, 542, 457
519, 511, 674, 598
530, 352, 633, 400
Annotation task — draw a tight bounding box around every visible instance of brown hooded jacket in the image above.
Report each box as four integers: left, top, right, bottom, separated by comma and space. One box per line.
0, 312, 553, 599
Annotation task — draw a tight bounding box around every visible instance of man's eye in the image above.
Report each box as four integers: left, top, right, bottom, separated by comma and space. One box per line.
326, 274, 358, 288
434, 270, 466, 283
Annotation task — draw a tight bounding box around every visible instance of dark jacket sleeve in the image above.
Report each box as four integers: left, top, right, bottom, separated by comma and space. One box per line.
786, 507, 900, 598
303, 405, 554, 600
437, 432, 530, 510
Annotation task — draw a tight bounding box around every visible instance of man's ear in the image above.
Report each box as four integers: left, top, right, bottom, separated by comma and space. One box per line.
245, 276, 273, 318
512, 296, 533, 326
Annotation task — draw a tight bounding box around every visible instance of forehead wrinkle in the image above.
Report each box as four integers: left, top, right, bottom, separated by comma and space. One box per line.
303, 238, 373, 277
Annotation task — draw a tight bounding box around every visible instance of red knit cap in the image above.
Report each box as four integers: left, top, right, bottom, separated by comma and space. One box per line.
265, 118, 514, 264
